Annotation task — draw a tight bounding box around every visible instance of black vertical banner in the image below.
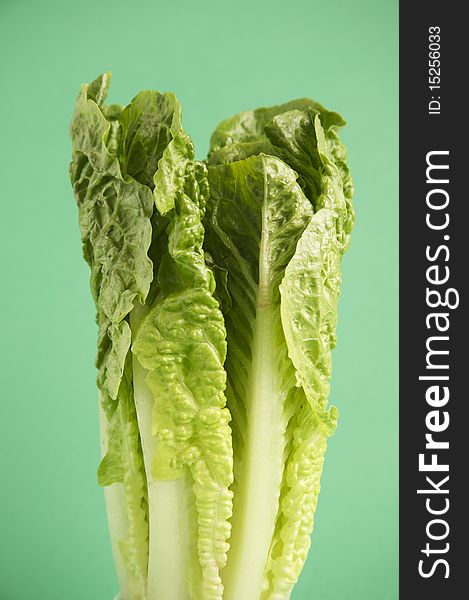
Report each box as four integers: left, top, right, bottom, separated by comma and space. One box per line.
400, 3, 467, 598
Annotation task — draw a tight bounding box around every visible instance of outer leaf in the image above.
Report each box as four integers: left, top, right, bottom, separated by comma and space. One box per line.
119, 91, 182, 189
264, 110, 354, 242
70, 74, 154, 402
262, 119, 351, 598
99, 355, 149, 600
70, 74, 156, 599
132, 132, 233, 600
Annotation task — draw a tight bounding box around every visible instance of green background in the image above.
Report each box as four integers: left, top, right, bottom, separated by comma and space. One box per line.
0, 0, 397, 598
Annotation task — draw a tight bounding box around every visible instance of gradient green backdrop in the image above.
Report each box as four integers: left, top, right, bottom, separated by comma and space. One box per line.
0, 0, 397, 598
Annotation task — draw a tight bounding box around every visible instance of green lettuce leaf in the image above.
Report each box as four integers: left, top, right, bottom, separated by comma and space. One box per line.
264, 143, 348, 598
132, 128, 233, 600
204, 112, 352, 600
208, 98, 344, 155
207, 98, 354, 240
99, 355, 149, 600
119, 90, 182, 189
70, 74, 153, 599
204, 154, 316, 600
70, 73, 154, 403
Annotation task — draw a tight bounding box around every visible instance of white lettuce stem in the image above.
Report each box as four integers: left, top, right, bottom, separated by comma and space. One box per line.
131, 341, 192, 600
222, 194, 287, 600
99, 405, 133, 600
222, 302, 286, 600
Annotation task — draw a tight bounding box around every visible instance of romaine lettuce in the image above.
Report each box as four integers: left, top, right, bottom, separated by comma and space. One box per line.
69, 74, 354, 600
